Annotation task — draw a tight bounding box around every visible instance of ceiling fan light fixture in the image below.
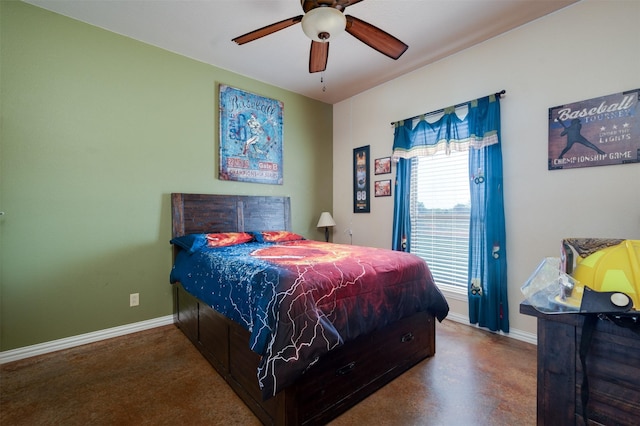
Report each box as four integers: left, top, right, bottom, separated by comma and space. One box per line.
301, 7, 346, 42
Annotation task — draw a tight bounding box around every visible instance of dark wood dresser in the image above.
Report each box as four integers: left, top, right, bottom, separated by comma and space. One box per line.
521, 302, 640, 425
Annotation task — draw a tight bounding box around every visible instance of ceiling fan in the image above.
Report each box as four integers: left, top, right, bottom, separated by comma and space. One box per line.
232, 0, 408, 73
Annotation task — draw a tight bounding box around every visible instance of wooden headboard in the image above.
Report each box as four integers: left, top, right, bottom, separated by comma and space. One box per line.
171, 193, 291, 238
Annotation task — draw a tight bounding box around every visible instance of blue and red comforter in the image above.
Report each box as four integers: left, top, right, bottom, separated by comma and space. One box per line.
170, 238, 448, 398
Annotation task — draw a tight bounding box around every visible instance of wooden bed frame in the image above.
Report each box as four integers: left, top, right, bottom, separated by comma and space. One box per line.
171, 193, 438, 425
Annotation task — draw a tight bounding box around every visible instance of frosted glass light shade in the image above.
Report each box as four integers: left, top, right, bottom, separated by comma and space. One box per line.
301, 7, 346, 42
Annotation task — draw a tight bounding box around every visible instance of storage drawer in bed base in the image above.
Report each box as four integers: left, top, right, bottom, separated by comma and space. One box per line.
174, 283, 436, 426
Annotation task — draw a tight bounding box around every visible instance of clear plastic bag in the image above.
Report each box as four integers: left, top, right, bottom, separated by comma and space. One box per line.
521, 257, 582, 314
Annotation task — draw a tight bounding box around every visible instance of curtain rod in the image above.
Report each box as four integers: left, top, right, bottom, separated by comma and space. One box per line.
391, 90, 506, 126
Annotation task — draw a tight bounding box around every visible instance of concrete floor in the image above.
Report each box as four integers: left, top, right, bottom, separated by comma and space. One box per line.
1, 319, 536, 425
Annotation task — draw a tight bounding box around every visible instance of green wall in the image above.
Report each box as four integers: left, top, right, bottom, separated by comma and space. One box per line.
0, 1, 333, 351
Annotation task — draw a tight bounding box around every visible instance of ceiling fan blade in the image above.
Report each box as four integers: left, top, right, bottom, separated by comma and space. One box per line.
232, 16, 303, 45
345, 15, 408, 60
309, 41, 329, 73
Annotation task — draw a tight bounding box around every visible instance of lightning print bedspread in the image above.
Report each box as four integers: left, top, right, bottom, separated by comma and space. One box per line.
170, 239, 449, 398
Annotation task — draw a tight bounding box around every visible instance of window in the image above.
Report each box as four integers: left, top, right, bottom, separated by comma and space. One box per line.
410, 151, 470, 292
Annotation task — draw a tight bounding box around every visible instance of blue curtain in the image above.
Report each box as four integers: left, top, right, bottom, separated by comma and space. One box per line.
392, 94, 508, 332
392, 122, 413, 251
467, 97, 508, 332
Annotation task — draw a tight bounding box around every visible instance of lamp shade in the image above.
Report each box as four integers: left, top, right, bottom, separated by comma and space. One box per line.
301, 7, 346, 42
316, 212, 336, 228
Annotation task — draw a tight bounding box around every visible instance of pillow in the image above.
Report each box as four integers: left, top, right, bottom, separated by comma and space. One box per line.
205, 232, 254, 248
170, 234, 207, 254
171, 232, 254, 253
251, 231, 305, 243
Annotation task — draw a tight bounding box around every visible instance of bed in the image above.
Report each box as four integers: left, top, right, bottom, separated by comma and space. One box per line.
169, 193, 449, 425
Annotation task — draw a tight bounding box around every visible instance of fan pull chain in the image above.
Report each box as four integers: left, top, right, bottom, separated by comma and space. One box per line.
321, 72, 326, 92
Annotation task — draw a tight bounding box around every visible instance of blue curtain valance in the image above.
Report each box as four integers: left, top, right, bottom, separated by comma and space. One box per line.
392, 94, 500, 159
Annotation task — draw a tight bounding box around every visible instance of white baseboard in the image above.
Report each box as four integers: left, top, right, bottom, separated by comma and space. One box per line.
444, 311, 537, 346
0, 315, 174, 364
1, 311, 536, 365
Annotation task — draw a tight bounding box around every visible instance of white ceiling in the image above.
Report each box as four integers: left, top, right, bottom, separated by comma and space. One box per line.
24, 0, 579, 104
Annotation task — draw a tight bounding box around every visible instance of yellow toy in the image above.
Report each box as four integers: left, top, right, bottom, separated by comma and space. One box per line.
571, 240, 640, 309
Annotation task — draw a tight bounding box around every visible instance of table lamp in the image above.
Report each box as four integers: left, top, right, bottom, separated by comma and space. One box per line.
316, 212, 336, 242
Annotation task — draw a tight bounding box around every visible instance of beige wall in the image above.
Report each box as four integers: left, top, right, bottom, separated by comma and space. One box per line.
332, 0, 640, 336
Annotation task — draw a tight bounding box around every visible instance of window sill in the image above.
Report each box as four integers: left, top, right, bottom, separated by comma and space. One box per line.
437, 284, 467, 302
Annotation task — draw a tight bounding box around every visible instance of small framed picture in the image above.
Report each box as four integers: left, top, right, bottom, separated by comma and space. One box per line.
374, 179, 392, 197
374, 156, 391, 175
353, 145, 370, 213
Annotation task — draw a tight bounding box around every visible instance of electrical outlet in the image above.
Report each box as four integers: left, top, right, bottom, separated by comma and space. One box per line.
129, 293, 139, 307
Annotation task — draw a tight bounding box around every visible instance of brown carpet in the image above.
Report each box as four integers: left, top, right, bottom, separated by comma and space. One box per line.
1, 319, 536, 425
